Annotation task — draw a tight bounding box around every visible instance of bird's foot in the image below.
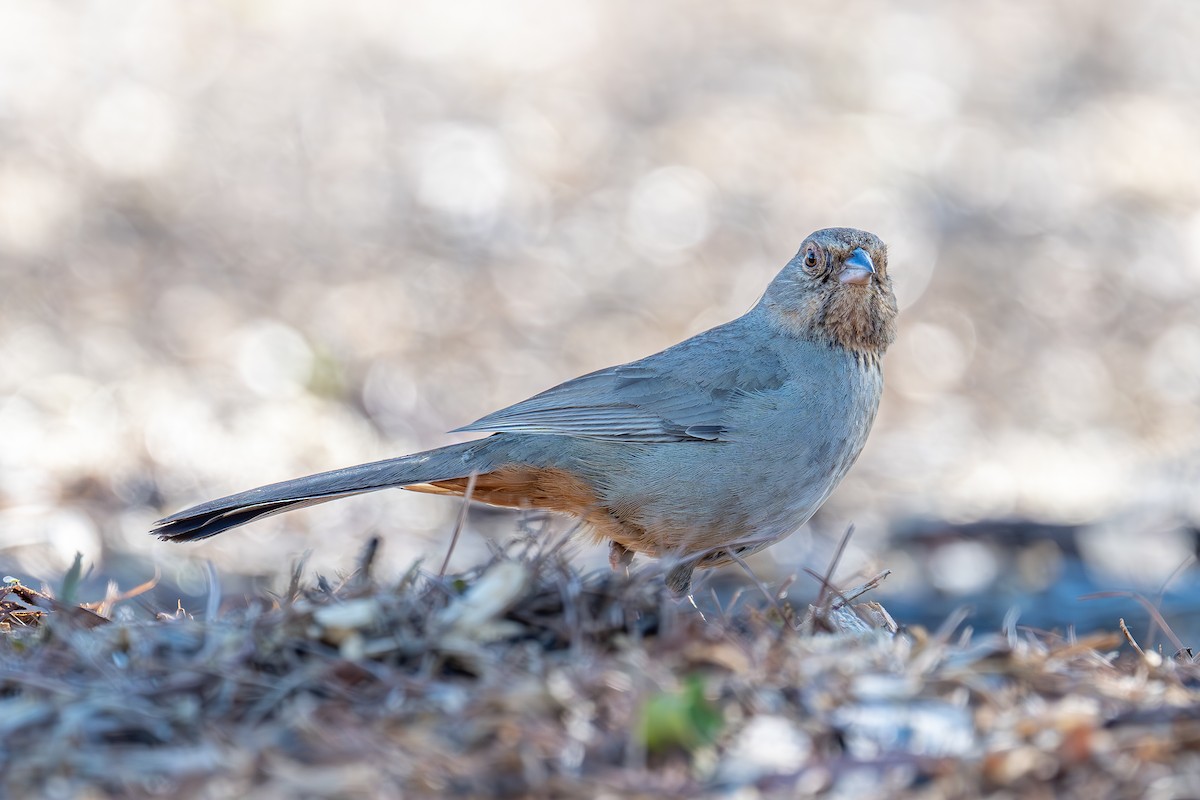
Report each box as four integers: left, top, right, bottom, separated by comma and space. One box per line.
665, 561, 696, 596
609, 540, 635, 571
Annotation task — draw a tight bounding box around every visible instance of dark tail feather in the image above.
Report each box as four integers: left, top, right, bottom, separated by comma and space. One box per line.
152, 496, 353, 542
152, 441, 483, 543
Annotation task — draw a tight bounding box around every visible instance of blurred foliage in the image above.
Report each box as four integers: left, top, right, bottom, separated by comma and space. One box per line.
637, 675, 724, 754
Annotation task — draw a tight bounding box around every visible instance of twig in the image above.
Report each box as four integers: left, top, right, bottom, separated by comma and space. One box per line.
1081, 590, 1189, 657
1118, 617, 1147, 658
931, 606, 972, 646
800, 567, 892, 632
353, 536, 381, 587
440, 470, 478, 577
726, 548, 786, 620
90, 567, 160, 619
285, 551, 312, 605
1145, 555, 1197, 649
814, 524, 855, 612
204, 561, 222, 622
830, 569, 892, 610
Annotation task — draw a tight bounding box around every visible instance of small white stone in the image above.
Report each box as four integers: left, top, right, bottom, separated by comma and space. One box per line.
718, 716, 812, 786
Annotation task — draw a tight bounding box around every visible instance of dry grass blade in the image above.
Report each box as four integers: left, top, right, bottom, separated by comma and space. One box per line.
830, 569, 892, 610
725, 547, 785, 619
799, 567, 894, 635
352, 536, 381, 587
1144, 555, 1197, 649
89, 568, 160, 619
440, 470, 478, 577
1118, 618, 1147, 659
1, 579, 108, 630
1081, 590, 1189, 658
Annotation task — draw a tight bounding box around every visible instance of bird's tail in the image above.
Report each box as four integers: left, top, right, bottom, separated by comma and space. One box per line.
152, 441, 483, 543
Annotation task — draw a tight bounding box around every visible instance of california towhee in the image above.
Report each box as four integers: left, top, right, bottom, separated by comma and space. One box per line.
154, 227, 898, 593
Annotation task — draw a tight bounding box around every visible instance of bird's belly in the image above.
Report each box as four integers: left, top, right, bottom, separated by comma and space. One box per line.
602, 424, 870, 560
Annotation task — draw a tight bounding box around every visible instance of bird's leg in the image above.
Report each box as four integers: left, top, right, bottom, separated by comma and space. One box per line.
608, 540, 635, 571
665, 561, 696, 596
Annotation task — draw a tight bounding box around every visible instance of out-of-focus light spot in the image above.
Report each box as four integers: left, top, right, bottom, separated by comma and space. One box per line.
0, 507, 102, 574
0, 4, 70, 115
1144, 323, 1200, 405
110, 2, 188, 87
0, 325, 72, 388
78, 325, 146, 381
303, 92, 393, 229
373, 0, 597, 72
873, 548, 920, 594
45, 508, 103, 569
361, 359, 420, 438
1004, 433, 1126, 523
142, 395, 239, 481
0, 163, 73, 254
500, 102, 567, 173
314, 278, 417, 359
1016, 540, 1063, 592
1186, 209, 1200, 283
626, 166, 714, 262
718, 716, 812, 786
40, 375, 120, 465
1083, 95, 1200, 200
1133, 236, 1200, 300
414, 125, 510, 235
1015, 240, 1097, 320
0, 396, 47, 502
313, 167, 394, 230
1033, 346, 1113, 426
927, 540, 998, 595
891, 321, 973, 399
834, 701, 976, 758
79, 84, 178, 179
1002, 149, 1073, 235
155, 284, 240, 360
173, 559, 213, 596
1079, 520, 1195, 589
934, 126, 1012, 211
493, 257, 587, 324
947, 460, 1018, 521
875, 72, 959, 123
232, 320, 313, 398
868, 12, 972, 99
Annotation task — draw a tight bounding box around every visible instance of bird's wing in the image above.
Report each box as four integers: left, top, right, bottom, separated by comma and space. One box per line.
453, 321, 787, 443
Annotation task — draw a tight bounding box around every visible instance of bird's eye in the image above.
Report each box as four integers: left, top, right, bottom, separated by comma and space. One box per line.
803, 247, 820, 270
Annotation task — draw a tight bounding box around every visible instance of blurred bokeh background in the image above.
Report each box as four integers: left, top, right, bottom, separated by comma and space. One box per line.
2, 0, 1199, 637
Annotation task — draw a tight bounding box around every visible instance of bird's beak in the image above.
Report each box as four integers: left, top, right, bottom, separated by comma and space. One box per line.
839, 247, 875, 286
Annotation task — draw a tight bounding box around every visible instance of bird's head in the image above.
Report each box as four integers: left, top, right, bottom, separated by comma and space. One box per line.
762, 227, 898, 356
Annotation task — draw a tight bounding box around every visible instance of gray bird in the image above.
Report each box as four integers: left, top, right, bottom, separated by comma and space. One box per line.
154, 227, 898, 593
